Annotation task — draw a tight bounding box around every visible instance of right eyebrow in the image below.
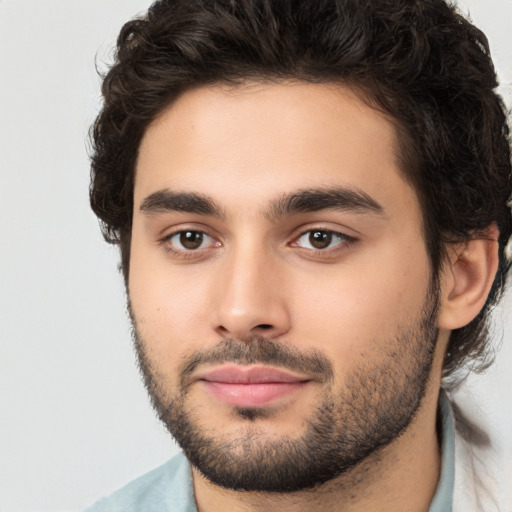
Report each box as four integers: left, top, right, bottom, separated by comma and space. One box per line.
139, 190, 225, 218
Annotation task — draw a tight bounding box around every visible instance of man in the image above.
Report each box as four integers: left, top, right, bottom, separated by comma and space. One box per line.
85, 0, 512, 510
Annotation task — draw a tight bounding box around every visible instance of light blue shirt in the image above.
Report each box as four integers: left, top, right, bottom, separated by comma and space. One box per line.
83, 395, 455, 511
428, 392, 455, 511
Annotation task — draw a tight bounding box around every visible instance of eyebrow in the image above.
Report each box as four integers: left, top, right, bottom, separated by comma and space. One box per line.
139, 186, 384, 219
140, 190, 225, 218
267, 187, 385, 220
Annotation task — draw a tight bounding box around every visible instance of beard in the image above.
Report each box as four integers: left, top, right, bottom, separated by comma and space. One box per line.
130, 286, 439, 493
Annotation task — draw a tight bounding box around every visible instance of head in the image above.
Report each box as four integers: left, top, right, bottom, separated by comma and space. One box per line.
89, 0, 512, 493
91, 0, 511, 379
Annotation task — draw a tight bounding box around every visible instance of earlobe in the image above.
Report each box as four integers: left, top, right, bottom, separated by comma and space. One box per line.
438, 225, 499, 330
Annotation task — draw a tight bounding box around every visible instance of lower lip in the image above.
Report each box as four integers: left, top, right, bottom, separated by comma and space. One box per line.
201, 381, 308, 407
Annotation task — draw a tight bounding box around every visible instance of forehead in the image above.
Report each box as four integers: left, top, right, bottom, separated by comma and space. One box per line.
134, 81, 418, 220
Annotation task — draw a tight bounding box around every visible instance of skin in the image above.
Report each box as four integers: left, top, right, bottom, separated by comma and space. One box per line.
129, 82, 497, 511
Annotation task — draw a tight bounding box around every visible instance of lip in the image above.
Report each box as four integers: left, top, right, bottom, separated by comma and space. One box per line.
195, 365, 311, 408
196, 365, 310, 384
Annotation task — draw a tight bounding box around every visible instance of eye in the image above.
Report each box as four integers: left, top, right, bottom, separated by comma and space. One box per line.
165, 230, 218, 251
294, 229, 353, 251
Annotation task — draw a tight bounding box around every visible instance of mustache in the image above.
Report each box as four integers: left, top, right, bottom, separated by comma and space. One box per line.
177, 337, 334, 388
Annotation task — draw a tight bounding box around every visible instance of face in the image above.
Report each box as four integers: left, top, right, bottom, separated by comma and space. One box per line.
129, 82, 439, 491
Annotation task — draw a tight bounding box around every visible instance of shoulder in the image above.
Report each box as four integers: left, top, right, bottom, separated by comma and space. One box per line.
82, 452, 196, 512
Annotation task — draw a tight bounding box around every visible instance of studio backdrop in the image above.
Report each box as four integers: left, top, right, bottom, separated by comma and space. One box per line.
0, 0, 511, 510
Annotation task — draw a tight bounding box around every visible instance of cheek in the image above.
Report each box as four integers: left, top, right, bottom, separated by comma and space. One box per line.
289, 241, 431, 364
129, 243, 214, 367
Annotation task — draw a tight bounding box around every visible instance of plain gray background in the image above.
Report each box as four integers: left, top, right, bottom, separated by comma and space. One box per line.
0, 0, 511, 510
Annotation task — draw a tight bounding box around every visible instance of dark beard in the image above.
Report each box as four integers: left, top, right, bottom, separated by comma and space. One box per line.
130, 288, 439, 493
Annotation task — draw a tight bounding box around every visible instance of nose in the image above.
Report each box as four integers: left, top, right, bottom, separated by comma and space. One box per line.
210, 244, 291, 340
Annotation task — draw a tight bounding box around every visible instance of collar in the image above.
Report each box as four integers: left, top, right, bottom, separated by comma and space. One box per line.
428, 391, 455, 512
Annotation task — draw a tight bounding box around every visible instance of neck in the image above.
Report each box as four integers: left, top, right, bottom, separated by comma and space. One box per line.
192, 385, 443, 512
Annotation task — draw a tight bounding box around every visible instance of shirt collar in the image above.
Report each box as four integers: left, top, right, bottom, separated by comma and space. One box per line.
428, 391, 455, 512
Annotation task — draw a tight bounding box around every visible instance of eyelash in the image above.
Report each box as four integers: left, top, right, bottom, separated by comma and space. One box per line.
290, 228, 357, 254
160, 227, 357, 258
160, 230, 220, 259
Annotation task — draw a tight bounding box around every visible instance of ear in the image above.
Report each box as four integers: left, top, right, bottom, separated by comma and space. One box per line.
437, 225, 499, 330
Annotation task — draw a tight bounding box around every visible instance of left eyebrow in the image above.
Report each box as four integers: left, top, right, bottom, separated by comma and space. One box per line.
266, 187, 385, 220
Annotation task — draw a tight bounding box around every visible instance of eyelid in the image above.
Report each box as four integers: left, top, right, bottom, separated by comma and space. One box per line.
289, 226, 358, 254
159, 226, 222, 257
158, 222, 220, 242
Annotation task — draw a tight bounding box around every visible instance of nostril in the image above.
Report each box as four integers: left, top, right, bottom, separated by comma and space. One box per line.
255, 324, 274, 330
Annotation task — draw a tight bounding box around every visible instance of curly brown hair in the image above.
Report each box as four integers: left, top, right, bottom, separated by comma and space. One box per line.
90, 0, 512, 378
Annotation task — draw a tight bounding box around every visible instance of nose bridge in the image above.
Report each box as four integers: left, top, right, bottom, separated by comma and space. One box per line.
212, 236, 290, 339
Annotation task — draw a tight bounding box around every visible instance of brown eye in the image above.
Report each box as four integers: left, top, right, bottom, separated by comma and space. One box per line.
294, 229, 351, 251
164, 229, 220, 257
309, 230, 332, 249
179, 231, 204, 250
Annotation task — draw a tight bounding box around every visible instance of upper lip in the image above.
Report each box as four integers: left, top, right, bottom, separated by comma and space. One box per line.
194, 365, 311, 384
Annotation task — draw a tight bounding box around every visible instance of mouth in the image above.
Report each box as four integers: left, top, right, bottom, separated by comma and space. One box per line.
194, 365, 312, 408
